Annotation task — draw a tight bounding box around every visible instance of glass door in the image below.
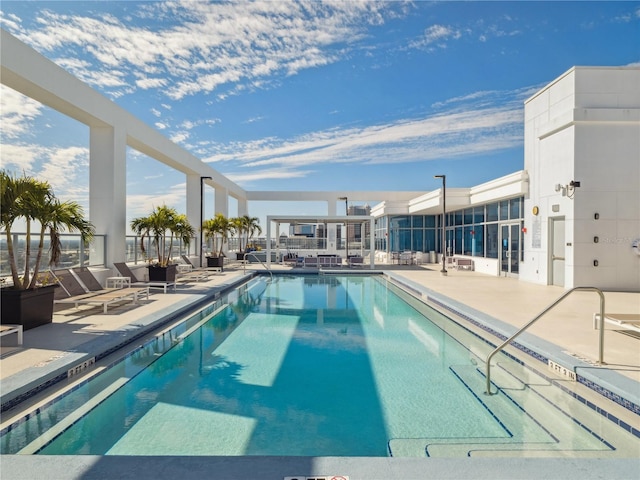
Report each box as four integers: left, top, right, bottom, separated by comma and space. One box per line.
500, 223, 521, 276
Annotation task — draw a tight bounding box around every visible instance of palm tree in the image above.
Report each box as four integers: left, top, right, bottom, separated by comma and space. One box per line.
0, 170, 95, 290
130, 205, 194, 266
202, 213, 233, 257
232, 215, 262, 253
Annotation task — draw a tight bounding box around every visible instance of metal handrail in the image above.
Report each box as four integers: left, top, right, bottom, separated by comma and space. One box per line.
485, 286, 605, 395
243, 252, 273, 281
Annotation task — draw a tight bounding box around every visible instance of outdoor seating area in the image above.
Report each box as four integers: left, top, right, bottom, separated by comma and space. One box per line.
52, 268, 150, 314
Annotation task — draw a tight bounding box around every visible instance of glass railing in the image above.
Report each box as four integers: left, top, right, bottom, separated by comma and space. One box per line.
0, 233, 106, 276
125, 235, 197, 264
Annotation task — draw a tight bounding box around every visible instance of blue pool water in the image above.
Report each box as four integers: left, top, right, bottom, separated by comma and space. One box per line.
1, 275, 630, 457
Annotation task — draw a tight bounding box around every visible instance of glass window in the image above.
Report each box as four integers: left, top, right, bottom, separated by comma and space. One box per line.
499, 200, 509, 220
473, 206, 485, 223
454, 227, 463, 255
390, 216, 410, 229
454, 211, 463, 226
424, 229, 436, 252
486, 224, 499, 259
398, 229, 412, 251
412, 229, 424, 252
412, 216, 424, 228
510, 198, 522, 220
446, 229, 454, 256
486, 203, 498, 222
425, 215, 436, 228
472, 225, 484, 257
463, 226, 474, 255
463, 209, 473, 225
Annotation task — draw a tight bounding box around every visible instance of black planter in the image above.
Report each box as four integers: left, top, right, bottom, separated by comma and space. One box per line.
147, 264, 178, 282
207, 256, 224, 271
236, 252, 246, 261
1, 284, 58, 331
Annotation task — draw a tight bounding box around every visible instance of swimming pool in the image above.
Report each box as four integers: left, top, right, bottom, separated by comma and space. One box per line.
1, 274, 637, 457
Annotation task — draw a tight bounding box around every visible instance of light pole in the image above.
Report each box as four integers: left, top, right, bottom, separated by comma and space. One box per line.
339, 196, 348, 259
200, 176, 212, 267
434, 175, 447, 276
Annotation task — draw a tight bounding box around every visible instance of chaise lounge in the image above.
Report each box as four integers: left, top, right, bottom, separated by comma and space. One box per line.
113, 263, 176, 293
52, 269, 149, 313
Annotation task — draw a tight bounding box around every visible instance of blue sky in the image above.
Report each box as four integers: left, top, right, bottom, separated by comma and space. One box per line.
1, 1, 639, 231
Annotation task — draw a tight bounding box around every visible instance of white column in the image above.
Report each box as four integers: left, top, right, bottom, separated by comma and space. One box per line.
237, 197, 248, 217
327, 200, 338, 254
89, 125, 126, 268
266, 217, 272, 267
215, 187, 229, 216
369, 217, 375, 269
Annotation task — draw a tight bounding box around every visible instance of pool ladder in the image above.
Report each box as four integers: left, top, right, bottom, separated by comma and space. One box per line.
485, 286, 605, 395
242, 252, 273, 281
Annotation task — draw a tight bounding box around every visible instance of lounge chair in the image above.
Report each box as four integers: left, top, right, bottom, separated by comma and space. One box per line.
52, 268, 150, 313
593, 313, 640, 333
113, 263, 176, 293
0, 324, 23, 345
181, 255, 221, 273
73, 267, 150, 297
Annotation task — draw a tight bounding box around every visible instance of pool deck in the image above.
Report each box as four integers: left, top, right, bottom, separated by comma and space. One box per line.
1, 262, 639, 479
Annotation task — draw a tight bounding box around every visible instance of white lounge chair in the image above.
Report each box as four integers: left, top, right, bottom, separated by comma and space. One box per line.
113, 263, 176, 293
593, 313, 640, 333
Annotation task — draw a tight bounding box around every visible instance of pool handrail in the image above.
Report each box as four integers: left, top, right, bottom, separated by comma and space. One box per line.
242, 252, 273, 281
485, 286, 605, 395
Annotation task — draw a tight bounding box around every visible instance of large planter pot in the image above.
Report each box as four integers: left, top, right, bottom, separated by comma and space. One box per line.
1, 284, 58, 331
207, 256, 224, 271
147, 264, 178, 282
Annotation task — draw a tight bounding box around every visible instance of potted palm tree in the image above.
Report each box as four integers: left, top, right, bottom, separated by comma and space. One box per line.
130, 205, 195, 282
202, 213, 233, 271
0, 170, 95, 330
232, 215, 262, 261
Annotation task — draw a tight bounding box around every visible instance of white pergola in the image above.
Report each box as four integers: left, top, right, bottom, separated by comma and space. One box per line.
266, 215, 375, 269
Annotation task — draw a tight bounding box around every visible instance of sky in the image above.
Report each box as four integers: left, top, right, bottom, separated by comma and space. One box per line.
1, 1, 639, 233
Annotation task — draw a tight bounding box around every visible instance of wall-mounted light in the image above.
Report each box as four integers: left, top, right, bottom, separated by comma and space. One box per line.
594, 236, 599, 243
594, 213, 599, 220
593, 260, 599, 267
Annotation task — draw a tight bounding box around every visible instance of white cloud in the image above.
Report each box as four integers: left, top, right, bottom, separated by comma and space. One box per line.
203, 88, 527, 174
409, 24, 462, 50
0, 85, 44, 139
7, 1, 399, 100
225, 167, 314, 186
0, 143, 89, 199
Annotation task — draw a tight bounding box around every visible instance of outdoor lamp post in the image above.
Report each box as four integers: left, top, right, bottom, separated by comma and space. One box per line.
200, 176, 212, 267
339, 196, 348, 258
434, 175, 447, 276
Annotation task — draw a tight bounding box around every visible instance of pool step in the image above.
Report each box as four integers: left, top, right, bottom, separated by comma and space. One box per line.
388, 363, 617, 458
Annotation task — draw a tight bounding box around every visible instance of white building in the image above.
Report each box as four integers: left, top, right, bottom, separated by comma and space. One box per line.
1, 29, 638, 290
520, 67, 640, 291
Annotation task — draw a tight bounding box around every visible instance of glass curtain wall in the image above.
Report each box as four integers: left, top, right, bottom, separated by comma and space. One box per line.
376, 197, 523, 260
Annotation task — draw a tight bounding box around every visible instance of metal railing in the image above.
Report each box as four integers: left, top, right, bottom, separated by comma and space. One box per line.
485, 286, 605, 395
242, 252, 273, 281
